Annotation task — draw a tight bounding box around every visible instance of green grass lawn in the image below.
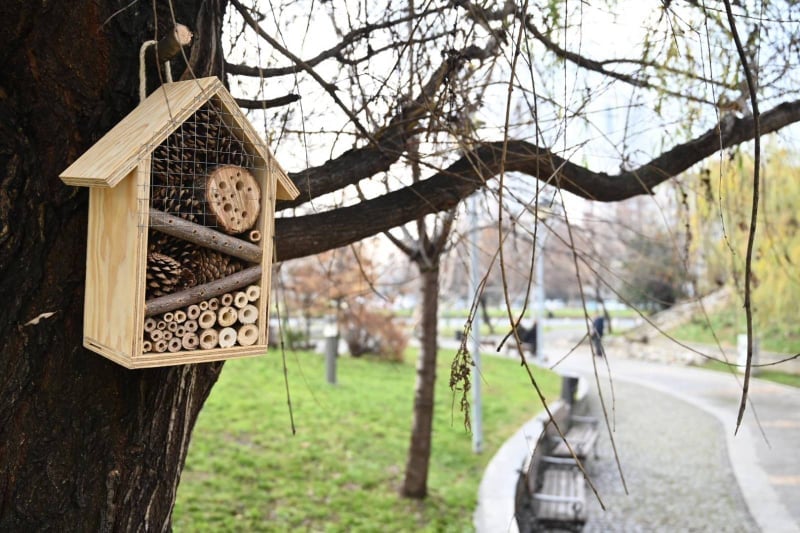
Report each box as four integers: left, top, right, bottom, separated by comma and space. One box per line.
669, 307, 800, 355
173, 349, 560, 532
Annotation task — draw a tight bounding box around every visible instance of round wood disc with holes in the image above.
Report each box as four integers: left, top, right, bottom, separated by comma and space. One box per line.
205, 165, 261, 234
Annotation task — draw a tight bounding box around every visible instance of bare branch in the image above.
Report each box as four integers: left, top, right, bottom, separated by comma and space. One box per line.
236, 94, 300, 109
225, 7, 445, 78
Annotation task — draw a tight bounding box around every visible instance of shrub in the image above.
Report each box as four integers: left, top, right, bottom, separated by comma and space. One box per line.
341, 302, 407, 362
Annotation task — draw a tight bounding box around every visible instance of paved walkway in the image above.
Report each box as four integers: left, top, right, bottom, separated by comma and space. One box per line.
475, 339, 800, 532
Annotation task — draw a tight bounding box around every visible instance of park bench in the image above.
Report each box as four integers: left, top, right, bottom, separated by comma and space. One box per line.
549, 414, 600, 461
516, 431, 587, 532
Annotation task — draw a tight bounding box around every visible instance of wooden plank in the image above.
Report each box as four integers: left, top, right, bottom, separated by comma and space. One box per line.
131, 344, 267, 368
83, 166, 148, 361
60, 77, 221, 188
551, 423, 599, 458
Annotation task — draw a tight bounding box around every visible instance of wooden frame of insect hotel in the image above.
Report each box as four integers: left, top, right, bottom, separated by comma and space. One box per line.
60, 77, 299, 368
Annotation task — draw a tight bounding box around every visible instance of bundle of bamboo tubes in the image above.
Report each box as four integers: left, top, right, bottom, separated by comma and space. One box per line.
142, 286, 262, 353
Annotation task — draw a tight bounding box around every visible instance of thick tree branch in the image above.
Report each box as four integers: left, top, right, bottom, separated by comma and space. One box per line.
276, 98, 800, 260
236, 94, 300, 109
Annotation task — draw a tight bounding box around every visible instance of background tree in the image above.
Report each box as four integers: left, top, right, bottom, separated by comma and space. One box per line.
688, 149, 800, 343
3, 0, 800, 528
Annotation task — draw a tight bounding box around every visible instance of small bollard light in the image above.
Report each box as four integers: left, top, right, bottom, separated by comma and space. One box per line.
324, 323, 338, 385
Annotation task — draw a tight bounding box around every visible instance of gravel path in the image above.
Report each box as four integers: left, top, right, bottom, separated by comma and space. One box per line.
578, 375, 758, 532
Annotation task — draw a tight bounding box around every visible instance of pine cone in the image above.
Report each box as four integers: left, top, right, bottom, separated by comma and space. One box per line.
189, 248, 244, 285
148, 233, 196, 264
146, 252, 182, 298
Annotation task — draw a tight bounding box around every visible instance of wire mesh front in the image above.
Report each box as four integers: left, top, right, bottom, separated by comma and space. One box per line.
141, 98, 266, 354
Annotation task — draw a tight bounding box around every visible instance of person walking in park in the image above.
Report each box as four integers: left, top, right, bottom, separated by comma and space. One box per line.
591, 315, 605, 357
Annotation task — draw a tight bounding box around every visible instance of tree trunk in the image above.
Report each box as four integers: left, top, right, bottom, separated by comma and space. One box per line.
400, 261, 439, 498
0, 1, 228, 530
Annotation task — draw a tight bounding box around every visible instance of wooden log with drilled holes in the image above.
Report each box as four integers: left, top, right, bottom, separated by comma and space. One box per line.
144, 265, 262, 317
203, 166, 261, 234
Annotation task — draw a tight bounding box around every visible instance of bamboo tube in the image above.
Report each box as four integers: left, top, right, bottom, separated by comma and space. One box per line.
167, 337, 182, 352
153, 339, 168, 353
156, 320, 167, 330
220, 293, 234, 307
145, 265, 262, 317
187, 304, 201, 320
237, 324, 259, 346
208, 297, 220, 311
199, 301, 209, 311
167, 321, 178, 332
175, 326, 186, 337
245, 284, 261, 302
218, 327, 237, 348
174, 310, 187, 323
163, 312, 175, 323
142, 340, 153, 353
163, 330, 173, 341
233, 291, 249, 309
144, 317, 157, 332
238, 304, 258, 324
248, 230, 261, 243
182, 333, 199, 350
218, 306, 237, 327
198, 310, 217, 329
184, 319, 198, 333
199, 328, 219, 350
150, 329, 164, 342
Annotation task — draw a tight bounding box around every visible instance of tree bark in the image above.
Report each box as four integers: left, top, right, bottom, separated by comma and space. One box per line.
0, 1, 228, 530
401, 261, 440, 498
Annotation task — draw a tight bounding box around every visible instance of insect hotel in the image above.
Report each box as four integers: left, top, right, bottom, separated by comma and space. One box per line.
60, 77, 299, 368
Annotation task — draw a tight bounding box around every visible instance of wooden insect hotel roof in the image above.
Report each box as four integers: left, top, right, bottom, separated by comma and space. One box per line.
60, 76, 299, 200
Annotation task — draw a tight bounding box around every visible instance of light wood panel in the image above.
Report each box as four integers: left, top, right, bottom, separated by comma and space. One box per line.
83, 166, 148, 356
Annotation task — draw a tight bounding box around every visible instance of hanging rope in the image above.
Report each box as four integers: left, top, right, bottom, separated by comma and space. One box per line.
139, 40, 174, 102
